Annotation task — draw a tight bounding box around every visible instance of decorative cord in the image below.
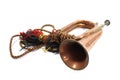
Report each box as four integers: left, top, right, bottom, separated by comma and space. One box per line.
9, 24, 55, 59
10, 20, 95, 58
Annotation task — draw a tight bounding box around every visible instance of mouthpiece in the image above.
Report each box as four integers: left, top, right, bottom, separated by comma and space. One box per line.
104, 20, 110, 26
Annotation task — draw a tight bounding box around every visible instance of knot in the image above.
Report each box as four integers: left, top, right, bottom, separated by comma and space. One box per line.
49, 29, 76, 43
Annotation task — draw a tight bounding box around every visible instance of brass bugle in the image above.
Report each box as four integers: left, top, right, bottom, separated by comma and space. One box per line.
59, 20, 110, 70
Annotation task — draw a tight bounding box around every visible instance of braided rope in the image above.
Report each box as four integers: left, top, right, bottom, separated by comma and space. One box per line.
9, 20, 95, 58
9, 35, 43, 59
49, 30, 76, 43
9, 24, 55, 59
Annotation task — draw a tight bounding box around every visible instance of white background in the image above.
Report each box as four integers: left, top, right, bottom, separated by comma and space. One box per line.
0, 0, 120, 80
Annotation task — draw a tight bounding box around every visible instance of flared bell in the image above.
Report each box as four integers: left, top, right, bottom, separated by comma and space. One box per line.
59, 39, 89, 70
59, 30, 102, 70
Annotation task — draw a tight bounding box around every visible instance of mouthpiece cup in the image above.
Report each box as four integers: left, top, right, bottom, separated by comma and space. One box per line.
104, 20, 110, 26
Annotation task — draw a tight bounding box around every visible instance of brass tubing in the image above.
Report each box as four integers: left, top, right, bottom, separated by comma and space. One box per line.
61, 20, 95, 33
